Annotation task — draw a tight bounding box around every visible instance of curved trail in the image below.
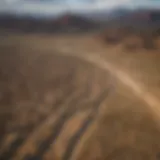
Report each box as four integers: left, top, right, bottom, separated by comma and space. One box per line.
0, 52, 114, 160
57, 50, 160, 123
1, 35, 160, 160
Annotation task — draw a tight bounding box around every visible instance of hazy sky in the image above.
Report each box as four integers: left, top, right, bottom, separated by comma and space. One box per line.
0, 0, 160, 15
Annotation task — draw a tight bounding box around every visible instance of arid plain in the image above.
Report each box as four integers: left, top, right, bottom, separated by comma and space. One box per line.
0, 32, 160, 160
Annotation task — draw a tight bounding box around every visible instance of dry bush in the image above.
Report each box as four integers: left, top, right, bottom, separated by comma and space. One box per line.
152, 28, 160, 39
137, 30, 156, 50
102, 28, 127, 45
102, 26, 160, 51
124, 35, 158, 51
102, 26, 141, 47
124, 35, 143, 51
104, 35, 121, 45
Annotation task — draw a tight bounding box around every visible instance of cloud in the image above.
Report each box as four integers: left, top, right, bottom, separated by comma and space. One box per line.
0, 0, 159, 15
0, 0, 132, 15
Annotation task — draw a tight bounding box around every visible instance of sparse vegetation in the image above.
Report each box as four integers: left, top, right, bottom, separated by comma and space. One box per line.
1, 34, 160, 160
102, 26, 160, 51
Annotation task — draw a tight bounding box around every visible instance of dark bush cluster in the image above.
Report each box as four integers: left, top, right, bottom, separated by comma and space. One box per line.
102, 26, 160, 51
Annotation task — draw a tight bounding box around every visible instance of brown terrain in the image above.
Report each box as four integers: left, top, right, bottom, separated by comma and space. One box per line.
0, 25, 160, 160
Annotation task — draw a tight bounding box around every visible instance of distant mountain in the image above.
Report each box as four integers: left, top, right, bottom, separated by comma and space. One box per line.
104, 9, 160, 30
106, 8, 133, 20
0, 13, 98, 33
55, 14, 97, 30
80, 7, 132, 22
1, 8, 159, 34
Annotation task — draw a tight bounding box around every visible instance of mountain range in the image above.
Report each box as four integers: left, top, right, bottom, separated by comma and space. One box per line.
0, 7, 159, 33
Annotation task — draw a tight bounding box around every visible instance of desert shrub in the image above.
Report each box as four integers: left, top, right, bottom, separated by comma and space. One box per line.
104, 35, 121, 45
102, 28, 125, 45
152, 27, 160, 39
101, 25, 160, 51
140, 34, 157, 50
124, 35, 142, 51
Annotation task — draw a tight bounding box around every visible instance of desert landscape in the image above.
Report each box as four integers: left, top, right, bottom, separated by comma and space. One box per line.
0, 8, 160, 160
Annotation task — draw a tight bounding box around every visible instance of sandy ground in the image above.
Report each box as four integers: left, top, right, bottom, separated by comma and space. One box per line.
0, 33, 160, 160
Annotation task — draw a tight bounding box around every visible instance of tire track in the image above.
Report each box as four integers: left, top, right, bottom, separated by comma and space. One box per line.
12, 84, 80, 160
22, 59, 113, 160
62, 88, 111, 160
57, 50, 160, 123
0, 52, 114, 160
0, 69, 76, 160
23, 81, 94, 160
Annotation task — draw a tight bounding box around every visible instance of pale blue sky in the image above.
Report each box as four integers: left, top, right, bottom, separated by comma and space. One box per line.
0, 0, 160, 15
